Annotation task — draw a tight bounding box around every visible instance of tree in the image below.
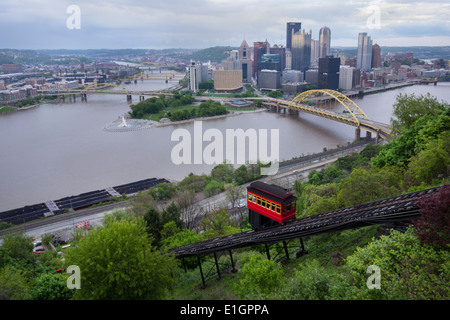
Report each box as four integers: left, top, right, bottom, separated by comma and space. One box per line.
1, 231, 34, 263
224, 183, 245, 208
31, 273, 73, 300
403, 132, 450, 188
0, 266, 31, 300
337, 166, 403, 208
391, 92, 447, 135
64, 218, 175, 300
414, 183, 450, 247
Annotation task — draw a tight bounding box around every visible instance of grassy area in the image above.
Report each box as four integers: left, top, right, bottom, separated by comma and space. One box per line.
139, 104, 257, 122
0, 106, 17, 113
168, 225, 381, 299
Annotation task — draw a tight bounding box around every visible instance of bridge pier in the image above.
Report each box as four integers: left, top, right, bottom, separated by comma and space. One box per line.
139, 96, 145, 101
81, 94, 87, 102
355, 127, 361, 141
366, 131, 372, 140
127, 95, 132, 103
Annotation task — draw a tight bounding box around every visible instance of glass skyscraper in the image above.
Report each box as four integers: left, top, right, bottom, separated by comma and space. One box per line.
286, 22, 301, 50
319, 27, 331, 59
291, 29, 311, 72
357, 33, 373, 72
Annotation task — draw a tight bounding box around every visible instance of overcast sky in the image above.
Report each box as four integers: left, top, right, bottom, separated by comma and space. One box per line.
1, 0, 449, 50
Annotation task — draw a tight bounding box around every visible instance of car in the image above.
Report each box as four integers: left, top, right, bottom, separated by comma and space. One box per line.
33, 241, 42, 247
33, 247, 45, 254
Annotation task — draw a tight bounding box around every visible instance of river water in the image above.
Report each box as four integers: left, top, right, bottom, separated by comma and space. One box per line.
1, 79, 449, 211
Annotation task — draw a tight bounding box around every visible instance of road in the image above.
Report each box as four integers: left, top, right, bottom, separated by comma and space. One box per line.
0, 141, 371, 245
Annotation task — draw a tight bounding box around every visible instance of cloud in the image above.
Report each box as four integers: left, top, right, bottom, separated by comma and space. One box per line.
1, 0, 449, 49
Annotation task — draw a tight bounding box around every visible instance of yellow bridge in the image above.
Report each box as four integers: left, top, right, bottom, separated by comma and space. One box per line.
261, 89, 392, 141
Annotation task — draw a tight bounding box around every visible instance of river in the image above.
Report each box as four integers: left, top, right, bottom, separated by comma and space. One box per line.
0, 79, 449, 212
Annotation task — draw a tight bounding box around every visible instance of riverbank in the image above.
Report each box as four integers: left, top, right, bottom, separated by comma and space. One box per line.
152, 107, 266, 127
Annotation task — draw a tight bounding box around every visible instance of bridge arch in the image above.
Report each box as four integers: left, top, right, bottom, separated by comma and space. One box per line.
81, 83, 130, 93
289, 89, 369, 126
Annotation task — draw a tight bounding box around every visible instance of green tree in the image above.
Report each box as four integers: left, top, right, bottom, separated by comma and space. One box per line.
331, 229, 449, 299
64, 218, 175, 300
391, 92, 447, 135
234, 252, 283, 298
0, 266, 31, 300
30, 273, 73, 300
1, 231, 35, 263
337, 166, 403, 208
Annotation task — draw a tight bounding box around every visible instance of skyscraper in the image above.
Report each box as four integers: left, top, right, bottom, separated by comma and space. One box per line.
310, 39, 320, 67
357, 33, 373, 72
286, 22, 301, 51
239, 40, 253, 83
319, 27, 331, 59
253, 40, 270, 77
318, 56, 340, 90
291, 29, 311, 72
371, 43, 381, 68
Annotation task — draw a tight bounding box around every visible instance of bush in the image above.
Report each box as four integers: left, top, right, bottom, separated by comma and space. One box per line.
234, 252, 283, 298
331, 228, 449, 299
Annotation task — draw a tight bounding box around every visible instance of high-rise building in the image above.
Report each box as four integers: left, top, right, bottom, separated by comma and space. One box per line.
356, 33, 373, 72
253, 40, 270, 77
270, 45, 286, 71
239, 40, 253, 83
310, 39, 320, 67
188, 60, 201, 92
371, 43, 382, 69
286, 22, 301, 50
339, 65, 354, 90
319, 27, 331, 59
318, 56, 340, 90
291, 29, 311, 72
257, 54, 281, 88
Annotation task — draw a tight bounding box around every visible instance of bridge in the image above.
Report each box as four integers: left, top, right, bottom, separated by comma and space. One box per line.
37, 82, 177, 103
261, 89, 392, 141
37, 86, 392, 141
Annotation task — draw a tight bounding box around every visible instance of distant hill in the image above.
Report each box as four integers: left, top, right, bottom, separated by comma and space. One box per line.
184, 46, 238, 63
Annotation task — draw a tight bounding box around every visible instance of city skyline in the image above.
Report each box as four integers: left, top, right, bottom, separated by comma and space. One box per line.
1, 0, 449, 50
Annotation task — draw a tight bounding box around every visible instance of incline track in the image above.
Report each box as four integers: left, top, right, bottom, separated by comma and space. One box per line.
169, 185, 442, 259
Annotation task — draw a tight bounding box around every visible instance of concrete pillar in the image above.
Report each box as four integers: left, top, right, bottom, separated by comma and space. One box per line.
366, 131, 372, 140
355, 127, 361, 141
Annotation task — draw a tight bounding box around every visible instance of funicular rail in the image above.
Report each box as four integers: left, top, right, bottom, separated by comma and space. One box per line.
169, 185, 442, 259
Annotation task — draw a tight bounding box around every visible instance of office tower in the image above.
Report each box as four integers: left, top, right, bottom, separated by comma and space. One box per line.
269, 45, 286, 71
319, 27, 331, 58
339, 65, 354, 90
371, 43, 381, 68
188, 60, 201, 92
257, 54, 281, 88
318, 56, 340, 90
357, 33, 373, 72
253, 40, 270, 77
239, 40, 253, 83
286, 22, 301, 50
222, 50, 241, 71
291, 29, 311, 72
310, 39, 320, 67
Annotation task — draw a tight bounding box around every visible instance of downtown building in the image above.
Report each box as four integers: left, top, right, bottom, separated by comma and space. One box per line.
318, 56, 340, 90
357, 33, 373, 72
319, 27, 331, 59
291, 29, 311, 72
